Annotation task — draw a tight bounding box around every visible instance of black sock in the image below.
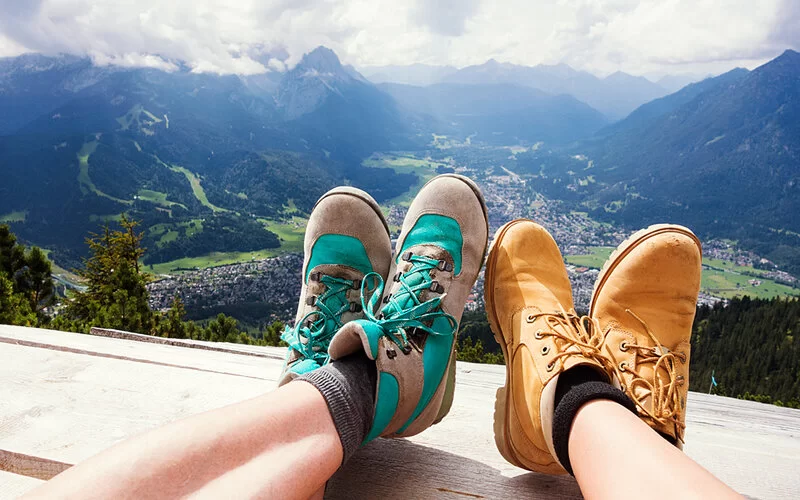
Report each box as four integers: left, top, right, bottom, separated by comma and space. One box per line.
296, 352, 377, 465
551, 366, 637, 475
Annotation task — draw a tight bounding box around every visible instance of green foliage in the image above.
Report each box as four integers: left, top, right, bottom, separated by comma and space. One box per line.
454, 298, 800, 409
258, 320, 288, 347
0, 224, 54, 325
456, 335, 504, 365
691, 297, 800, 407
456, 311, 504, 364
51, 217, 275, 346
142, 213, 280, 265
60, 216, 154, 333
0, 273, 37, 326
158, 295, 188, 339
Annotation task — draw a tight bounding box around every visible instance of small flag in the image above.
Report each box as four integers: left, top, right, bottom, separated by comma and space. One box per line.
711, 370, 718, 387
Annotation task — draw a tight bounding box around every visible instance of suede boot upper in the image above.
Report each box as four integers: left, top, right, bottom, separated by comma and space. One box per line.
590, 224, 702, 446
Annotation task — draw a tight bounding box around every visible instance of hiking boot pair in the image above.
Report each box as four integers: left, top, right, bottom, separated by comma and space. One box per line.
279, 175, 489, 440
486, 220, 701, 474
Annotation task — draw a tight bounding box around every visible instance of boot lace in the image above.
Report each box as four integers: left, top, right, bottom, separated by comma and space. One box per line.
606, 309, 688, 438
526, 306, 615, 374
358, 252, 458, 353
281, 274, 362, 366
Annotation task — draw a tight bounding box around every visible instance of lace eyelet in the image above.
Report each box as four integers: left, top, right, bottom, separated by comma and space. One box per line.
546, 361, 555, 372
678, 352, 687, 364
526, 314, 535, 323
619, 361, 628, 371
534, 330, 543, 339
619, 341, 628, 352
541, 345, 550, 355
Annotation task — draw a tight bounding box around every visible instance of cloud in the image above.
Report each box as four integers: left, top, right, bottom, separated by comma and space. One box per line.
769, 0, 800, 51
90, 52, 179, 72
413, 0, 481, 37
0, 0, 796, 76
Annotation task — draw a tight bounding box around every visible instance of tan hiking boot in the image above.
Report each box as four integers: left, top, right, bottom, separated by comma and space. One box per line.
330, 174, 488, 441
485, 220, 614, 474
278, 186, 392, 386
590, 224, 702, 446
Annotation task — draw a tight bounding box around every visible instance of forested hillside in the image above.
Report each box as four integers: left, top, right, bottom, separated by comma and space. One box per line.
692, 298, 800, 407
456, 299, 800, 407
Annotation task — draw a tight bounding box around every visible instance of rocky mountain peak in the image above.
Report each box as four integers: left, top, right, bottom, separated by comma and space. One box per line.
276, 46, 369, 120
296, 46, 343, 74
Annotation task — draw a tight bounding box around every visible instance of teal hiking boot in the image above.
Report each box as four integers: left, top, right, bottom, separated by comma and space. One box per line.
278, 187, 392, 386
329, 174, 489, 441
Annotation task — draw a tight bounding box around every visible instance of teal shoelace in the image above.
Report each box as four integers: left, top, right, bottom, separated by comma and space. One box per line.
359, 253, 458, 352
282, 273, 362, 366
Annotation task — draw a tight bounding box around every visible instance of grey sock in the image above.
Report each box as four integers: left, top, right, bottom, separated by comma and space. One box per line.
297, 353, 376, 464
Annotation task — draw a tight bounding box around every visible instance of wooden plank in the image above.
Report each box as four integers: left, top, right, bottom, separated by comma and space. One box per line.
0, 470, 44, 499
0, 325, 798, 499
88, 327, 279, 358
0, 449, 70, 480
0, 325, 280, 381
0, 341, 271, 468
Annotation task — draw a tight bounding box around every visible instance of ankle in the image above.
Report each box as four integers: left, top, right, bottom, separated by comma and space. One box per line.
296, 353, 377, 465
551, 366, 637, 475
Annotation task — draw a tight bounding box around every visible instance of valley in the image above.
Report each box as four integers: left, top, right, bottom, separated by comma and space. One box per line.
141, 145, 799, 324
1, 46, 799, 325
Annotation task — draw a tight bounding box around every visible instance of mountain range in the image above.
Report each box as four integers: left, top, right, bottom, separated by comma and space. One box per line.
1, 46, 799, 277
381, 82, 608, 145
364, 60, 681, 119
361, 64, 458, 87
538, 50, 800, 274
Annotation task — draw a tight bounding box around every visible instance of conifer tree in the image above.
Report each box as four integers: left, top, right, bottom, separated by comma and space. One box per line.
62, 216, 154, 333
0, 224, 54, 325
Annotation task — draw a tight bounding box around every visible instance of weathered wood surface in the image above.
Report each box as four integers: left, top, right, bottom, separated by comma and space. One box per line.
0, 325, 798, 499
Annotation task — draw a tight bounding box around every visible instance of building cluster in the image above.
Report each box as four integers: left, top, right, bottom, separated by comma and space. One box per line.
148, 162, 785, 324
148, 254, 304, 320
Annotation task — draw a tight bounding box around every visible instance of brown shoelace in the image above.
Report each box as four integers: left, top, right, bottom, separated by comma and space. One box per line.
606, 309, 688, 440
525, 307, 616, 375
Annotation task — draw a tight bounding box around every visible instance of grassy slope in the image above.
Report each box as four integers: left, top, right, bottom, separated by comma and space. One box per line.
137, 189, 187, 210
146, 249, 284, 275
77, 140, 132, 205
148, 153, 441, 273
168, 165, 228, 213
362, 153, 447, 207
148, 215, 306, 274
566, 246, 799, 300
0, 211, 27, 223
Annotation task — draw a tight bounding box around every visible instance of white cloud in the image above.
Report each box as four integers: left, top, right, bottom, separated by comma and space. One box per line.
0, 0, 796, 76
0, 32, 29, 57
90, 52, 179, 72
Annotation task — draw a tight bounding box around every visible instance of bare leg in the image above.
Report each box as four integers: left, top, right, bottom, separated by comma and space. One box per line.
569, 399, 741, 500
24, 381, 342, 500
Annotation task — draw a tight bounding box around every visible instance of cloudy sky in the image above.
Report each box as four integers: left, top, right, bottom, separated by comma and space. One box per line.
0, 0, 797, 78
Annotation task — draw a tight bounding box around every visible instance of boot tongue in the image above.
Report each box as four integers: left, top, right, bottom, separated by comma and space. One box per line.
385, 245, 452, 318
384, 269, 429, 317
329, 320, 385, 360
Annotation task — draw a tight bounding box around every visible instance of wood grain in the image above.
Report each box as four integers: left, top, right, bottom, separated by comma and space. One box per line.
0, 325, 797, 499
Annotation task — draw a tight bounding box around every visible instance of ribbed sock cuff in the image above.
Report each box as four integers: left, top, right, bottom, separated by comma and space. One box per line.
552, 380, 637, 475
297, 354, 376, 465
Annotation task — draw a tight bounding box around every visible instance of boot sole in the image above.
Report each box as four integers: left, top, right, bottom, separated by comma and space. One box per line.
589, 224, 702, 317
484, 219, 531, 469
